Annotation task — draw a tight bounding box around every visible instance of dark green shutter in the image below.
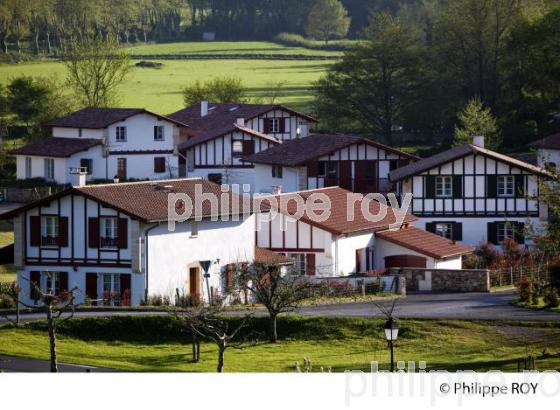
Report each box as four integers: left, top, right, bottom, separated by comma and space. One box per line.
453, 222, 463, 241
425, 176, 436, 199
452, 175, 463, 198
515, 175, 525, 197
425, 222, 436, 233
486, 175, 497, 198
487, 222, 498, 244
515, 222, 525, 244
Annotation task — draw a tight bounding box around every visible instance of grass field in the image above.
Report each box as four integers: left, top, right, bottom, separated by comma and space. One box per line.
1, 316, 559, 372
0, 220, 15, 283
0, 42, 335, 114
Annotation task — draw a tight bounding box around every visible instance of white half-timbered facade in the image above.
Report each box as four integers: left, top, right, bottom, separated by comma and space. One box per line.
389, 137, 551, 246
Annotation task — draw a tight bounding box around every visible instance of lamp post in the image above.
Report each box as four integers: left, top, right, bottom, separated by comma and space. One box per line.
384, 317, 399, 372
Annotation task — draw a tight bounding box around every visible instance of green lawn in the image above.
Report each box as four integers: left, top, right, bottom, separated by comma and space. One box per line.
1, 316, 559, 372
0, 220, 15, 283
0, 42, 335, 114
124, 41, 343, 57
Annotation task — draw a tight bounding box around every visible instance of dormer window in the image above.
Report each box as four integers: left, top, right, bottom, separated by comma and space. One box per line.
116, 126, 127, 142
154, 125, 164, 141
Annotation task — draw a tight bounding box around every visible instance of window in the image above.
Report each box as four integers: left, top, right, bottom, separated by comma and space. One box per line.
45, 272, 61, 294
435, 223, 453, 239
42, 216, 58, 247
102, 273, 121, 306
116, 126, 127, 142
435, 176, 452, 198
269, 118, 280, 133
80, 158, 93, 175
497, 175, 514, 197
326, 162, 338, 176
288, 253, 306, 275
154, 157, 166, 173
44, 158, 54, 181
25, 157, 32, 178
100, 217, 118, 248
272, 165, 283, 179
154, 125, 164, 141
232, 140, 243, 156
190, 221, 199, 238
497, 222, 514, 243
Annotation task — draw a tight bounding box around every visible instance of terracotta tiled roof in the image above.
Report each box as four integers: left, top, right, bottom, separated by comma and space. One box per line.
376, 226, 474, 259
258, 186, 417, 235
389, 144, 551, 182
530, 133, 560, 150
46, 107, 189, 129
243, 134, 419, 166
254, 247, 294, 265
178, 123, 281, 150
10, 137, 102, 158
1, 178, 252, 223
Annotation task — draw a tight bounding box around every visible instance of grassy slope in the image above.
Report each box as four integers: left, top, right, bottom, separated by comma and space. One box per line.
0, 220, 15, 283
0, 42, 335, 114
0, 317, 559, 372
125, 41, 343, 56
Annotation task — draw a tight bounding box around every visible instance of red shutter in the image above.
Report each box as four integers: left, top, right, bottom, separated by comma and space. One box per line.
242, 140, 255, 155
355, 249, 361, 273
306, 254, 316, 276
226, 264, 234, 291
59, 272, 68, 294
280, 118, 286, 133
118, 218, 128, 249
263, 118, 271, 133
30, 216, 40, 247
88, 217, 99, 248
58, 217, 68, 247
30, 271, 40, 299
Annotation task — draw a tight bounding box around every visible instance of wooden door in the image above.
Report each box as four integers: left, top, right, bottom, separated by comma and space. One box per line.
120, 274, 131, 306
85, 273, 98, 306
189, 267, 200, 300
117, 158, 127, 180
354, 160, 377, 193
339, 161, 353, 190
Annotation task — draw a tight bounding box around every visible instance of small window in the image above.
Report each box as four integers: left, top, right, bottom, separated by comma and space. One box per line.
232, 140, 243, 156
80, 158, 93, 175
190, 221, 199, 238
25, 157, 32, 178
154, 157, 166, 173
41, 216, 58, 247
435, 223, 453, 239
116, 126, 127, 142
102, 273, 121, 306
269, 118, 280, 133
44, 272, 61, 294
154, 125, 164, 141
497, 222, 514, 243
497, 175, 514, 197
435, 176, 452, 198
288, 253, 306, 276
100, 217, 118, 248
44, 158, 55, 181
272, 165, 283, 179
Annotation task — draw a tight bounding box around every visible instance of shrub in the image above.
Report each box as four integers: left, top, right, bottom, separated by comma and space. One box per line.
548, 263, 560, 292
543, 287, 560, 308
273, 32, 353, 51
517, 277, 533, 303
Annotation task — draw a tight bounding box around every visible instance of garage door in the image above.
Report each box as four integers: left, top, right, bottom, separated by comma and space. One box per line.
384, 254, 427, 268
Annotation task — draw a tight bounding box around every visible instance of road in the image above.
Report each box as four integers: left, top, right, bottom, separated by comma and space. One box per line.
0, 355, 114, 372
1, 290, 560, 323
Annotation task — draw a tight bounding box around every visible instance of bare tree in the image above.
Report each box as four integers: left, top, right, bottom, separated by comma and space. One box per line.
173, 303, 254, 372
63, 36, 132, 107
233, 262, 310, 343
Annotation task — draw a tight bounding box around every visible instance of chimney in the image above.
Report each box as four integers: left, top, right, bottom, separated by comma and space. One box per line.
201, 101, 208, 117
69, 167, 87, 187
236, 117, 245, 127
472, 135, 485, 148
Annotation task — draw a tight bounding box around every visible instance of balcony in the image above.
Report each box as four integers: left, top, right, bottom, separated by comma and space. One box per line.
100, 237, 119, 248
41, 235, 59, 247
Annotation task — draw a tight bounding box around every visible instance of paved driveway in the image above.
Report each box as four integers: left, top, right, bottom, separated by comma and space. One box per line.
297, 291, 560, 321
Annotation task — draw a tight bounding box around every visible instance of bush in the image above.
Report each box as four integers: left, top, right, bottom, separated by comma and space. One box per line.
273, 32, 354, 51
544, 287, 560, 308
549, 263, 560, 292
517, 277, 533, 303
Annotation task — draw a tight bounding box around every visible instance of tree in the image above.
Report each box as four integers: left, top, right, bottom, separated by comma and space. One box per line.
314, 12, 423, 144
64, 37, 132, 107
454, 97, 501, 149
305, 0, 350, 44
182, 76, 247, 106
233, 262, 310, 343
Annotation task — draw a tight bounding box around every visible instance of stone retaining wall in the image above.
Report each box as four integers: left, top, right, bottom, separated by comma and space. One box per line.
390, 268, 490, 293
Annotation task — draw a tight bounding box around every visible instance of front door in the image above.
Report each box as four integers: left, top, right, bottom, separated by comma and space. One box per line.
120, 274, 131, 306
189, 267, 200, 301
117, 158, 127, 180
85, 273, 98, 306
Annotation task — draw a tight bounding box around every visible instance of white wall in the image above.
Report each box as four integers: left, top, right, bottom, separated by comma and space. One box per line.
374, 238, 461, 269
52, 127, 104, 139
106, 113, 177, 152
335, 232, 375, 274
252, 164, 302, 194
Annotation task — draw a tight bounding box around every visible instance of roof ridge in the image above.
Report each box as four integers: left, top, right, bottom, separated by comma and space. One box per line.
76, 177, 203, 189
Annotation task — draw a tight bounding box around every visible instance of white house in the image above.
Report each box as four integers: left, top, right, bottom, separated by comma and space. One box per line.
2, 178, 258, 306
389, 136, 551, 247
255, 186, 473, 273
243, 134, 418, 194
167, 102, 317, 188
11, 108, 189, 184
530, 133, 560, 169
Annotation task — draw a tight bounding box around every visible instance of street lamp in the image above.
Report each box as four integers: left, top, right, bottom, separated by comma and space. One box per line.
384, 317, 399, 372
